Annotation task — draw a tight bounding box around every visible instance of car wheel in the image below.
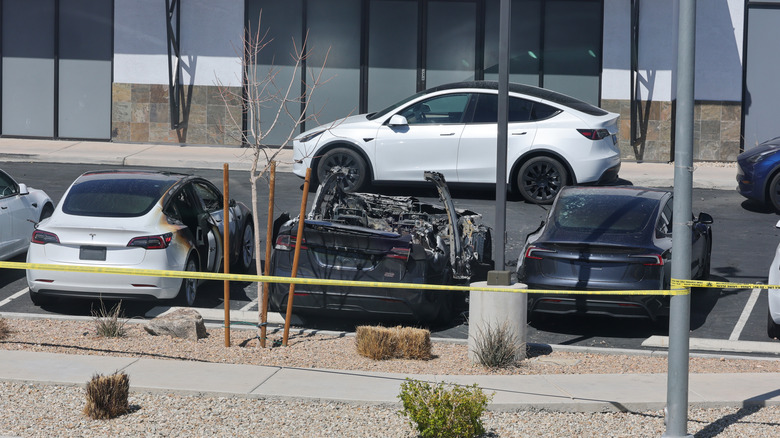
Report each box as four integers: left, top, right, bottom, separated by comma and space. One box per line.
177, 256, 199, 307
768, 172, 780, 212
769, 308, 780, 340
316, 147, 368, 192
29, 291, 53, 307
234, 221, 255, 273
39, 204, 54, 222
517, 157, 568, 204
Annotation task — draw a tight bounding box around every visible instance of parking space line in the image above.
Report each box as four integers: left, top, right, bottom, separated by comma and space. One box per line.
0, 288, 29, 308
729, 288, 762, 341
239, 300, 257, 312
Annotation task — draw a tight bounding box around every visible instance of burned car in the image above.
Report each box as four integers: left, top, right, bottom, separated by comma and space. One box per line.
268, 169, 493, 323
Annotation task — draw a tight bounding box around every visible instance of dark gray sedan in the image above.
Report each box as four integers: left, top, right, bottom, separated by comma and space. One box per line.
517, 186, 713, 321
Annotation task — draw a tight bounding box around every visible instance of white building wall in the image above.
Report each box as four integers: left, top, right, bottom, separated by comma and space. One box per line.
114, 0, 243, 86
601, 0, 743, 102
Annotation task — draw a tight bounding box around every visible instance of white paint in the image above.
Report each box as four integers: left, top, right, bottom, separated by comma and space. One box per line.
0, 288, 29, 308
729, 288, 762, 341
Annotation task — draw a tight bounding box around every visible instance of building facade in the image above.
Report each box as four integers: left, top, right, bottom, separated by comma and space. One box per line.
0, 0, 766, 162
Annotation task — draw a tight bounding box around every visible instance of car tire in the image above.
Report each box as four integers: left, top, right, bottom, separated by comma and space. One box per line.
768, 308, 780, 340
316, 147, 368, 192
177, 256, 199, 307
233, 221, 255, 273
39, 203, 54, 222
769, 172, 780, 212
517, 157, 568, 204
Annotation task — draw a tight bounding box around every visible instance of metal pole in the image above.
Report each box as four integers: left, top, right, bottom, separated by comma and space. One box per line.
664, 0, 696, 436
223, 163, 230, 347
495, 0, 511, 271
260, 161, 276, 348
283, 167, 311, 346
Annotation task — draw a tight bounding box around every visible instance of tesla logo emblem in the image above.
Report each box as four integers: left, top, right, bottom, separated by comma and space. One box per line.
89, 233, 96, 240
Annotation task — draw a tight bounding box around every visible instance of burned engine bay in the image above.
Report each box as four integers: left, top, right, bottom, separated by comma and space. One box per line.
302, 168, 494, 280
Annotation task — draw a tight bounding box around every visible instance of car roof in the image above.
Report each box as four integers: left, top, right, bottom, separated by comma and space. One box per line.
424, 81, 609, 116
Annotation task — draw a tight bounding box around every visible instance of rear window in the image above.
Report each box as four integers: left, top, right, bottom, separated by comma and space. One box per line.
552, 191, 659, 234
62, 177, 175, 217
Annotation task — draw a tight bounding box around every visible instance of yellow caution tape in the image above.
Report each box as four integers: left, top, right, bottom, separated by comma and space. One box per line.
0, 260, 691, 296
671, 278, 776, 290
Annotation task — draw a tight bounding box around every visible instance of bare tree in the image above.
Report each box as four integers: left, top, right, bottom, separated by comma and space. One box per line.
215, 13, 330, 295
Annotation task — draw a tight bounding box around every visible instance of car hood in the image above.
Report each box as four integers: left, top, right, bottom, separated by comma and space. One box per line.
738, 136, 780, 161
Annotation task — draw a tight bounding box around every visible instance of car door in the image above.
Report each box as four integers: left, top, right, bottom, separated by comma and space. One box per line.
457, 93, 538, 183
0, 171, 27, 258
373, 93, 469, 182
189, 180, 224, 273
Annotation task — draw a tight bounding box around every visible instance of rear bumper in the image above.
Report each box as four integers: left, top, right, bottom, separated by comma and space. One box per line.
528, 293, 668, 320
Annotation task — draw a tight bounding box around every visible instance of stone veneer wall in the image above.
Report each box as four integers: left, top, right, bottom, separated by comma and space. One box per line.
111, 83, 243, 146
601, 99, 741, 162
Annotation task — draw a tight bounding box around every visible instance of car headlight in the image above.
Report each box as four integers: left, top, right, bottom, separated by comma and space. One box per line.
746, 149, 778, 164
297, 129, 325, 143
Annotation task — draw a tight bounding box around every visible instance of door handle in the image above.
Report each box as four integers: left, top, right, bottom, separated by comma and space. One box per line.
512, 132, 527, 136
440, 132, 456, 136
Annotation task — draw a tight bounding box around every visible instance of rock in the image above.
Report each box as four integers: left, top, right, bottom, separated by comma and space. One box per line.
144, 308, 207, 341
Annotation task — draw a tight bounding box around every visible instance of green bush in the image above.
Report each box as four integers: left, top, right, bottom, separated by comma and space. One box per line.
398, 379, 492, 438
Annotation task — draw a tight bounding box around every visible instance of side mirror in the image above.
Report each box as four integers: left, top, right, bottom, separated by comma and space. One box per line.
696, 212, 713, 224
17, 183, 29, 195
388, 114, 408, 127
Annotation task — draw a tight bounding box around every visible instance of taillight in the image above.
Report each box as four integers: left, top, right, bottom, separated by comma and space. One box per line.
127, 232, 173, 249
387, 247, 411, 261
630, 254, 664, 266
524, 245, 556, 260
577, 129, 610, 140
275, 235, 307, 251
31, 230, 59, 244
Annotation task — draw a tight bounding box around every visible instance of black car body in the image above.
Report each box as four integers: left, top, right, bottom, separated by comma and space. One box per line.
517, 186, 713, 320
268, 169, 493, 323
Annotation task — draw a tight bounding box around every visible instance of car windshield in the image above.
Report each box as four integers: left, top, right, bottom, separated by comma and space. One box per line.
62, 176, 177, 217
551, 190, 659, 235
367, 89, 429, 121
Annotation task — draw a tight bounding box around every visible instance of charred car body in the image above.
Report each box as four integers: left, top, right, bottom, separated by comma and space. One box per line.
268, 169, 493, 323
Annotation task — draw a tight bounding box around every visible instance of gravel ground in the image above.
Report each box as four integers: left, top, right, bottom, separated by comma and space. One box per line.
1, 317, 779, 437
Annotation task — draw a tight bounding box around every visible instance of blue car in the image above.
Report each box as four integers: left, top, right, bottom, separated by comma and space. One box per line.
737, 136, 780, 211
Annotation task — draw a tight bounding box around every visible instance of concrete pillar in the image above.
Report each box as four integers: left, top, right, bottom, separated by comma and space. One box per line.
468, 280, 527, 363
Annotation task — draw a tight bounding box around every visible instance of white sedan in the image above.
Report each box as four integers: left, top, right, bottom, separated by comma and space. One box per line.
0, 169, 54, 260
293, 81, 621, 204
769, 219, 780, 338
26, 170, 254, 307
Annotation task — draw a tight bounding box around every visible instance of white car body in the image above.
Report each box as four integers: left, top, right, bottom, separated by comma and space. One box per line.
293, 81, 620, 204
0, 169, 54, 260
768, 219, 780, 338
26, 171, 254, 306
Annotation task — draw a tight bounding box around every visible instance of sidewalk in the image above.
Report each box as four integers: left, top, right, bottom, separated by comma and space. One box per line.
1, 349, 778, 412
0, 138, 737, 190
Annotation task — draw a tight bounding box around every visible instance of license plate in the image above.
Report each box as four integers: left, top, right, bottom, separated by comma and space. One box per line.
80, 246, 107, 261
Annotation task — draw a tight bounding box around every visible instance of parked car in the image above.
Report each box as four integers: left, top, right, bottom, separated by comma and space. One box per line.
0, 169, 54, 261
293, 81, 621, 204
26, 170, 254, 306
517, 186, 713, 321
737, 136, 780, 211
268, 168, 493, 324
767, 219, 780, 339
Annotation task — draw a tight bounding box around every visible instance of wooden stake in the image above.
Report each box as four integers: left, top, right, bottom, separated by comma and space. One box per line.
283, 167, 311, 346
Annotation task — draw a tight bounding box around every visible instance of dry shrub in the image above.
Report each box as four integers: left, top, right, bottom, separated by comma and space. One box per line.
356, 326, 398, 360
471, 320, 524, 369
0, 318, 10, 340
394, 326, 432, 360
84, 372, 130, 420
356, 326, 432, 360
